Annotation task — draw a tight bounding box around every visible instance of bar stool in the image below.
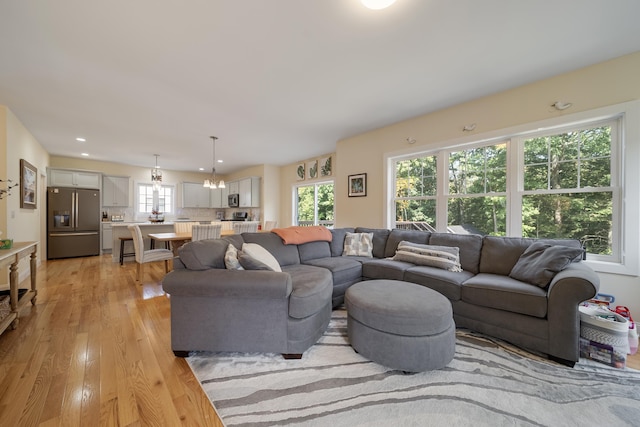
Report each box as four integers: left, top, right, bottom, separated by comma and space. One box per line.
119, 236, 136, 265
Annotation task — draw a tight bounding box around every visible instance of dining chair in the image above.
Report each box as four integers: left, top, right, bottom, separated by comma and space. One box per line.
215, 221, 233, 233
192, 224, 223, 241
264, 220, 278, 231
174, 221, 198, 234
128, 224, 174, 282
233, 221, 260, 234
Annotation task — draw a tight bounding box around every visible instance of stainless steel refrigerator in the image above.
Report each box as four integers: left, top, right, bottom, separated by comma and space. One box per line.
47, 187, 101, 259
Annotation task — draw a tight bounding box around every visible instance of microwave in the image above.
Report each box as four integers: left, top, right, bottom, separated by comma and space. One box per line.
228, 193, 240, 207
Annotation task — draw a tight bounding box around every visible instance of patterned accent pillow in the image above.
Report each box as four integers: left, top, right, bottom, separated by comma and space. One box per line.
224, 244, 244, 270
343, 232, 374, 257
392, 241, 462, 272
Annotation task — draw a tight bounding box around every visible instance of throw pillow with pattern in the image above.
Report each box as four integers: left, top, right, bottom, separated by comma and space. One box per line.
342, 232, 374, 257
224, 244, 244, 270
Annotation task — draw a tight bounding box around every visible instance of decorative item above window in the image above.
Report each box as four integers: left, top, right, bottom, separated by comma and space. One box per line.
151, 154, 162, 191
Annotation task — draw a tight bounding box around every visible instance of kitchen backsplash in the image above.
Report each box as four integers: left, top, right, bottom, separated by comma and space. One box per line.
103, 207, 262, 222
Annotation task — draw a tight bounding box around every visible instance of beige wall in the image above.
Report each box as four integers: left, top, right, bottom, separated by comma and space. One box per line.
1, 107, 50, 283
277, 52, 640, 315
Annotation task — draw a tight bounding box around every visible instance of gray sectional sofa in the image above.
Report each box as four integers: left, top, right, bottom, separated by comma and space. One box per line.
161, 227, 600, 366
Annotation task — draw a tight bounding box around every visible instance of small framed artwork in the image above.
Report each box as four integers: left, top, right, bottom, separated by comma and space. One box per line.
319, 156, 332, 176
20, 159, 37, 209
296, 163, 305, 181
307, 160, 318, 180
348, 173, 367, 197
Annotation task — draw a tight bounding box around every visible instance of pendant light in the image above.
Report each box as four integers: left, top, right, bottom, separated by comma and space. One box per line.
204, 136, 225, 189
361, 0, 396, 10
151, 154, 162, 191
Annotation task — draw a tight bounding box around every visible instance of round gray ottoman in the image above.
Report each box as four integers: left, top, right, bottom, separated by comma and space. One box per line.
345, 280, 455, 372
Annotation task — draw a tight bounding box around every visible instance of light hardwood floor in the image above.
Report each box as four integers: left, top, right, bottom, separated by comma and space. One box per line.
0, 254, 223, 426
0, 255, 638, 426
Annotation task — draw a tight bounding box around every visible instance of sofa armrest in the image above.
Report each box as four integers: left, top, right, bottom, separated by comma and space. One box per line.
162, 269, 293, 299
546, 262, 600, 362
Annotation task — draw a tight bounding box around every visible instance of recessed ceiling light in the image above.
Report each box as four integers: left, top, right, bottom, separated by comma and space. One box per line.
198, 167, 205, 171
217, 159, 223, 163
76, 137, 86, 142
361, 0, 396, 10
81, 153, 89, 156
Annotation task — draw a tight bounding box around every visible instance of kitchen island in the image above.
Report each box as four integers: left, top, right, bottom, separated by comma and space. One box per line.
110, 222, 175, 263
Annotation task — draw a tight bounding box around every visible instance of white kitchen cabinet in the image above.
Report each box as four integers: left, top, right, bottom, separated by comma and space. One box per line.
239, 177, 261, 208
102, 175, 130, 207
221, 185, 229, 208
102, 222, 113, 252
182, 182, 211, 208
228, 180, 239, 195
210, 188, 223, 208
49, 169, 101, 189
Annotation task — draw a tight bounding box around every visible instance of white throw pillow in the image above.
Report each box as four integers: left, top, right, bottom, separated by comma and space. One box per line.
241, 243, 282, 272
392, 241, 462, 272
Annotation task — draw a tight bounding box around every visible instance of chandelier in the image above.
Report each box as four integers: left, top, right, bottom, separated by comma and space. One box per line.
151, 154, 162, 191
203, 136, 225, 189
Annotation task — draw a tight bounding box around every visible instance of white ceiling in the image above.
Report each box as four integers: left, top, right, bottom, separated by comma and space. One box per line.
1, 0, 640, 174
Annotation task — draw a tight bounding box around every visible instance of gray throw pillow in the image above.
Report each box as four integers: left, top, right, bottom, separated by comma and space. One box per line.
509, 242, 584, 288
237, 252, 274, 271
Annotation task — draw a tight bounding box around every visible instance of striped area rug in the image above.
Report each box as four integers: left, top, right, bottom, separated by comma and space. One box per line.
187, 310, 640, 426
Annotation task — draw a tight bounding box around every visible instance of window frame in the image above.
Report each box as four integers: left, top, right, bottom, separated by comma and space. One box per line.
136, 182, 175, 215
384, 100, 639, 276
293, 179, 335, 227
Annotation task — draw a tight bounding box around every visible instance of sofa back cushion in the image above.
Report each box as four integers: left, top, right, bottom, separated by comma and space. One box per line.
242, 232, 300, 266
384, 229, 430, 258
178, 239, 230, 270
298, 240, 332, 262
428, 232, 483, 274
329, 228, 355, 257
479, 236, 532, 275
354, 227, 390, 259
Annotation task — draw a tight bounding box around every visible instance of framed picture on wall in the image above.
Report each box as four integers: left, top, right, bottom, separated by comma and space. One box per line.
296, 163, 305, 181
319, 156, 332, 176
348, 173, 367, 197
20, 159, 37, 209
307, 160, 318, 180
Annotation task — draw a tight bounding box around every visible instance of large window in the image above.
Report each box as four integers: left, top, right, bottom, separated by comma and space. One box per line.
389, 105, 630, 269
137, 183, 174, 214
296, 181, 334, 227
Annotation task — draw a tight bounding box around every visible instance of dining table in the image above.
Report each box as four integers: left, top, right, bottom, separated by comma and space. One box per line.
148, 229, 235, 256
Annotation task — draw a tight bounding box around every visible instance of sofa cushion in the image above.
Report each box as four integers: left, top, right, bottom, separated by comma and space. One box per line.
302, 256, 362, 287
384, 229, 430, 258
282, 264, 333, 319
428, 233, 483, 274
329, 228, 356, 257
403, 266, 474, 301
224, 244, 244, 270
392, 241, 462, 272
462, 273, 548, 318
509, 242, 585, 288
242, 232, 301, 266
177, 239, 228, 270
343, 232, 374, 257
237, 251, 274, 271
272, 226, 332, 244
298, 240, 332, 262
222, 234, 245, 250
354, 227, 391, 259
479, 236, 532, 275
242, 243, 282, 272
362, 258, 416, 281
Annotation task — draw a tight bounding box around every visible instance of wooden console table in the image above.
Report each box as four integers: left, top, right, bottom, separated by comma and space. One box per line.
0, 241, 38, 336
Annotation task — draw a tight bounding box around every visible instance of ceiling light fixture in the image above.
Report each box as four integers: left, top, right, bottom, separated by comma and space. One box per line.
76, 137, 86, 142
203, 136, 225, 189
151, 154, 162, 191
361, 0, 396, 10
463, 123, 477, 132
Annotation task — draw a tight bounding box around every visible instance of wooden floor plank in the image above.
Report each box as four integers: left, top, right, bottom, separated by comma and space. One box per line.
0, 255, 223, 426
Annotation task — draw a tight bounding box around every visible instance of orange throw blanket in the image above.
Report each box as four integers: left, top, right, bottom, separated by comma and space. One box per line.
271, 226, 333, 245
